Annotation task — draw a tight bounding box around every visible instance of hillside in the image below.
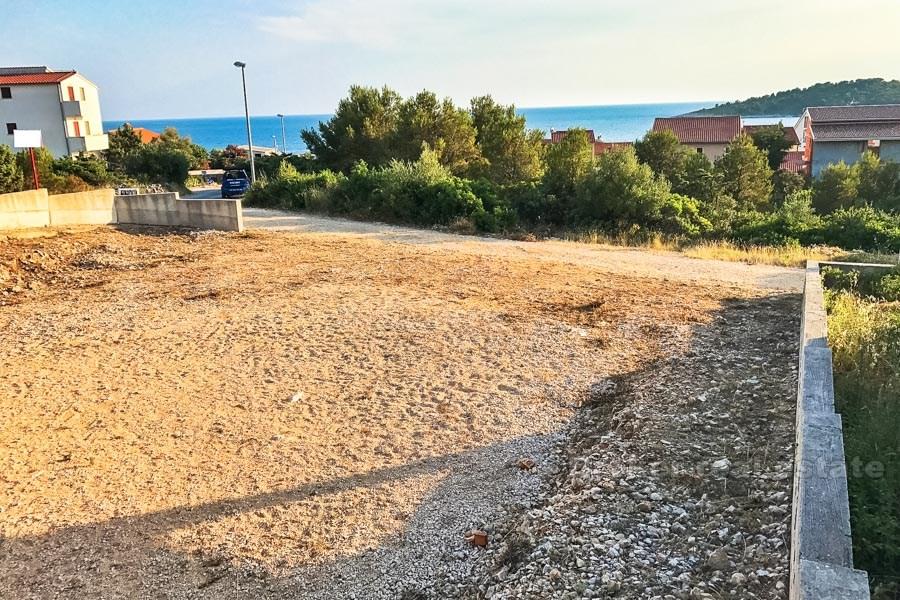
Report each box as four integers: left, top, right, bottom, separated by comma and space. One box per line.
689, 78, 900, 116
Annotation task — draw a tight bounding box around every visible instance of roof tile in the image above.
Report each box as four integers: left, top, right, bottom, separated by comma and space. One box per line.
652, 116, 742, 144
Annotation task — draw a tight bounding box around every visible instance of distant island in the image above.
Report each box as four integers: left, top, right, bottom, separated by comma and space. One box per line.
688, 78, 900, 116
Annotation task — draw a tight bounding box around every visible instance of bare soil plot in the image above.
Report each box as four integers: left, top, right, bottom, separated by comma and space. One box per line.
0, 227, 795, 598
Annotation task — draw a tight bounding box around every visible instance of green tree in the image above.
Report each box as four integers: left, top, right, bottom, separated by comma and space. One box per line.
0, 145, 24, 193
576, 147, 669, 225
772, 169, 808, 206
714, 133, 774, 212
105, 123, 143, 170
856, 151, 900, 212
634, 129, 690, 185
813, 161, 859, 214
393, 91, 484, 176
125, 144, 190, 187
748, 123, 792, 171
469, 95, 544, 185
543, 128, 594, 203
675, 150, 719, 202
155, 127, 208, 169
301, 85, 402, 172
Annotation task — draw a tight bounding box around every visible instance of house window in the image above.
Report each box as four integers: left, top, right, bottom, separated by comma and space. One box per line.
0, 87, 11, 99
79, 87, 86, 101
73, 121, 81, 137
85, 121, 91, 135
696, 147, 704, 154
67, 86, 75, 101
6, 123, 16, 135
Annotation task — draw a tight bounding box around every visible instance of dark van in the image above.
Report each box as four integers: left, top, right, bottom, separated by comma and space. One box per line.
221, 170, 250, 198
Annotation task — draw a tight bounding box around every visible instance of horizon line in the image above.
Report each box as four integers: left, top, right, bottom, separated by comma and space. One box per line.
103, 99, 723, 123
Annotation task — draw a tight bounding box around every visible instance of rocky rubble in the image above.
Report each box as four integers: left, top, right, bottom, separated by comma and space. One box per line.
436, 294, 799, 599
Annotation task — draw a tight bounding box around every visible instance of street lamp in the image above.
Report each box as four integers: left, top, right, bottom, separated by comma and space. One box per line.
276, 113, 287, 154
233, 61, 256, 183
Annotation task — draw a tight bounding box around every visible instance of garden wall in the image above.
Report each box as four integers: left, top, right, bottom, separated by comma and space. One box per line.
0, 189, 243, 232
789, 261, 870, 599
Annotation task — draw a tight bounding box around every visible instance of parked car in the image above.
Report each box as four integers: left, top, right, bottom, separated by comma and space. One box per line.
221, 170, 250, 198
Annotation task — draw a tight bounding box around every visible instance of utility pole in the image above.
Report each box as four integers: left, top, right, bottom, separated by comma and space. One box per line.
276, 113, 287, 154
233, 61, 256, 183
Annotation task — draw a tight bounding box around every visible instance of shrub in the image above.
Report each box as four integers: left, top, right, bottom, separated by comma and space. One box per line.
820, 206, 900, 252
52, 155, 112, 187
735, 190, 821, 245
124, 144, 190, 188
827, 291, 900, 587
0, 144, 24, 193
813, 161, 860, 214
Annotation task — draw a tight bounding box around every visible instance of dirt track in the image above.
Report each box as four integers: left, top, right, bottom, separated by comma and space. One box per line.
0, 225, 799, 598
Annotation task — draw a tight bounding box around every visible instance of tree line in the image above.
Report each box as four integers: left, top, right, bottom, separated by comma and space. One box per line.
246, 85, 900, 253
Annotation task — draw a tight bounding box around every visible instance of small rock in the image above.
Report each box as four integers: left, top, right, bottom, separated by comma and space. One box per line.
706, 548, 730, 571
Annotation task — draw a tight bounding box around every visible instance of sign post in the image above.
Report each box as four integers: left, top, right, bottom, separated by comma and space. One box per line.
13, 130, 43, 190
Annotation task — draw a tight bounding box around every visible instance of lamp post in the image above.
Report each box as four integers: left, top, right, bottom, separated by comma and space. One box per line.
233, 61, 256, 183
276, 113, 287, 154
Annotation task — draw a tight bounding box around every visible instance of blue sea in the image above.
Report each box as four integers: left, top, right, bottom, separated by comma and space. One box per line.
104, 103, 797, 154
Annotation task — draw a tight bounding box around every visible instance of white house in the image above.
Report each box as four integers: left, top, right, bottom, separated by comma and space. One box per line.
0, 66, 109, 157
651, 115, 743, 162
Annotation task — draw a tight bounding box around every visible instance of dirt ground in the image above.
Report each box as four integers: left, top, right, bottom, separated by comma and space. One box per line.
0, 225, 797, 599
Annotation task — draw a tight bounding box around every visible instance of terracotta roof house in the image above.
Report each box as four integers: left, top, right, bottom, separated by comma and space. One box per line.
593, 141, 633, 156
652, 115, 742, 161
742, 124, 801, 149
546, 130, 633, 157
549, 129, 597, 144
0, 66, 109, 157
111, 124, 161, 144
800, 104, 900, 176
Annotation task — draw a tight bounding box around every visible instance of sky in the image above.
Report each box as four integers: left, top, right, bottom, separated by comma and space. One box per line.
3, 0, 900, 120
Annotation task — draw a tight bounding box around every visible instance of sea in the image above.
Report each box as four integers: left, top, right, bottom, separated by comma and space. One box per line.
103, 103, 797, 154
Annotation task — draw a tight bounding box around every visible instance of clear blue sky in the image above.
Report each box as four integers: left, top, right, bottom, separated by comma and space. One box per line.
3, 0, 899, 120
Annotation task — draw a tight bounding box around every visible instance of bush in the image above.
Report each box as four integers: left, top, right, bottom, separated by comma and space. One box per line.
735, 190, 820, 245
827, 291, 900, 589
124, 144, 190, 188
819, 206, 900, 252
0, 144, 24, 193
814, 161, 860, 214
52, 156, 112, 187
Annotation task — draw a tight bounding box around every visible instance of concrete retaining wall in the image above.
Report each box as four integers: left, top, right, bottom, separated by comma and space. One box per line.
49, 188, 116, 226
789, 261, 871, 599
114, 193, 243, 232
0, 189, 243, 232
0, 189, 50, 229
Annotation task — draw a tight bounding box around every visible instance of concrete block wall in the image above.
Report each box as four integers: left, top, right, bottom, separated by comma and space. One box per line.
0, 189, 50, 229
114, 193, 243, 232
49, 188, 116, 226
789, 262, 870, 599
0, 189, 243, 232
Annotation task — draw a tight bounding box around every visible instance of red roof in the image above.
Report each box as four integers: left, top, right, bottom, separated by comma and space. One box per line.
0, 71, 75, 85
135, 128, 161, 143
780, 150, 807, 174
593, 141, 633, 156
742, 124, 800, 146
550, 129, 596, 144
653, 116, 742, 144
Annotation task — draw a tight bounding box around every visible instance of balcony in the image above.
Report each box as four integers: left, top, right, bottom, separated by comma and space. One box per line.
61, 100, 84, 118
68, 133, 109, 154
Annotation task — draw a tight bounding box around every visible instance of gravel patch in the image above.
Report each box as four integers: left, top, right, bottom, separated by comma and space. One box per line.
434, 294, 799, 600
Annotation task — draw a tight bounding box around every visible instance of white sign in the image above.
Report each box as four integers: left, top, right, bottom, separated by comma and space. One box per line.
13, 130, 42, 149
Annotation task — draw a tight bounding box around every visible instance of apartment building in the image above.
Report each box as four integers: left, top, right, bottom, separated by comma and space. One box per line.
0, 66, 109, 157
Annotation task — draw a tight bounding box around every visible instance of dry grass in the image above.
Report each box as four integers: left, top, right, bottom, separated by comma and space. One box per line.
680, 241, 844, 267
559, 229, 877, 268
